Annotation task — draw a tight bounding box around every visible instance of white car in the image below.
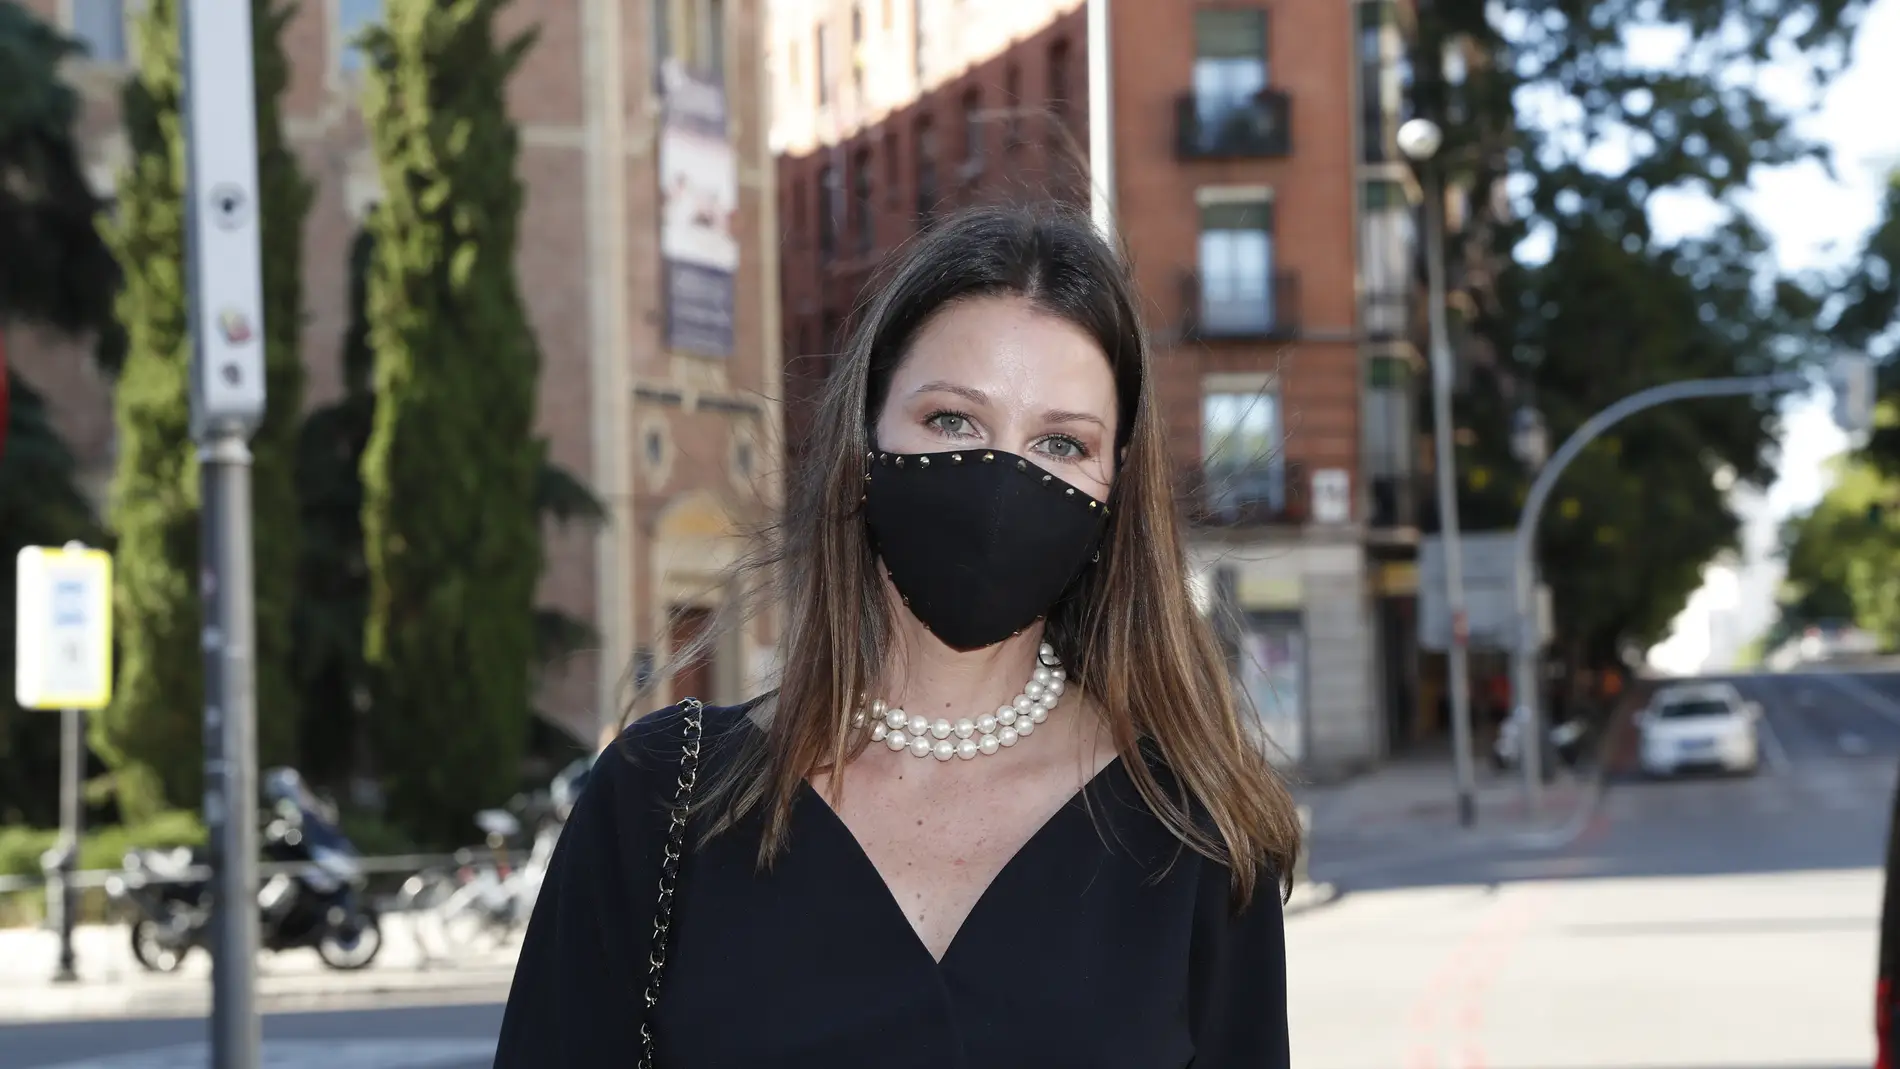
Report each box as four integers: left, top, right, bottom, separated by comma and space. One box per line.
1637, 683, 1762, 777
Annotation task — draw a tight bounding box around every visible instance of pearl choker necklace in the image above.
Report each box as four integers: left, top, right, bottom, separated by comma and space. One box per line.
853, 644, 1067, 761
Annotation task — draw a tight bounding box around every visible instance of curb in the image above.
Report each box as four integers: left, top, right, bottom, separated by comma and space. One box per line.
0, 968, 516, 1026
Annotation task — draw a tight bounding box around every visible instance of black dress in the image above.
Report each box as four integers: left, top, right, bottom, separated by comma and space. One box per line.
493, 702, 1289, 1068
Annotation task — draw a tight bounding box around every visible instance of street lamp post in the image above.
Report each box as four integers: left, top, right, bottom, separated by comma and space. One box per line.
1506, 372, 1807, 810
1398, 117, 1477, 828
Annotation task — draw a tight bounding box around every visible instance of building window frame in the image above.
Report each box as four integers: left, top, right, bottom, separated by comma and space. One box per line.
1196, 195, 1279, 337
1192, 8, 1270, 147
1200, 374, 1288, 523
851, 146, 874, 253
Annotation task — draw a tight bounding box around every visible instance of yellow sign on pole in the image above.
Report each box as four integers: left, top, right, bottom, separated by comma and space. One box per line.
14, 544, 114, 711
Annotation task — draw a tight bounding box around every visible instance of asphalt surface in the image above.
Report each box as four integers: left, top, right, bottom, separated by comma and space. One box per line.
1288, 666, 1895, 1068
0, 1003, 503, 1069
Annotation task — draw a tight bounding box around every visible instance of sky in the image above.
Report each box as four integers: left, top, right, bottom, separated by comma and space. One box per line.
1644, 0, 1900, 672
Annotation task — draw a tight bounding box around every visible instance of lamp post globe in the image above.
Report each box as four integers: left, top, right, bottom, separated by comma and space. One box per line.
1397, 117, 1444, 162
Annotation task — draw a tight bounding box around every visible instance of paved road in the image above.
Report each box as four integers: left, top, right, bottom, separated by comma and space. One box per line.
1, 1003, 502, 1069
1291, 668, 1895, 1068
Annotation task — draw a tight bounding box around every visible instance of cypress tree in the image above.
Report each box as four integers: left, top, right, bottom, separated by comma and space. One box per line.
359, 1, 543, 841
100, 0, 309, 814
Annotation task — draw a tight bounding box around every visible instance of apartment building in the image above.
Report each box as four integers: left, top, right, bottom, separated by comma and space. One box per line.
6, 0, 785, 745
771, 0, 1430, 771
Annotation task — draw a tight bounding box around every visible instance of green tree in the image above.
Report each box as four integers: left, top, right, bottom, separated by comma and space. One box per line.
99, 0, 311, 815
1412, 0, 1864, 667
358, 1, 544, 841
0, 1, 118, 824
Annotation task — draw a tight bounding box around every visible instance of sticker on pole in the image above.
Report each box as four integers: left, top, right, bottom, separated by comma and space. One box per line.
15, 545, 113, 711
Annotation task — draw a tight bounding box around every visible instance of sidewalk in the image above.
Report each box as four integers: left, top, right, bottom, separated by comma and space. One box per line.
0, 914, 518, 1025
1295, 755, 1598, 853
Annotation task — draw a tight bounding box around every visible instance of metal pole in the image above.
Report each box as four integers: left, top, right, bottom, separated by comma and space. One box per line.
180, 0, 268, 1062
1086, 0, 1115, 239
51, 705, 84, 983
1508, 372, 1803, 810
201, 433, 261, 1069
1423, 172, 1478, 827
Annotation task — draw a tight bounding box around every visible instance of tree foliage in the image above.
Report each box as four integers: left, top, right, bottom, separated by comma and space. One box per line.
358, 0, 544, 842
0, 2, 115, 823
99, 0, 309, 815
1777, 171, 1900, 647
1415, 0, 1866, 664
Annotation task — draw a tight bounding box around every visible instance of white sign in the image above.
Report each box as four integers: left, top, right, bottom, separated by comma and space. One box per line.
15, 545, 114, 711
1417, 533, 1551, 653
183, 0, 267, 435
1311, 468, 1351, 524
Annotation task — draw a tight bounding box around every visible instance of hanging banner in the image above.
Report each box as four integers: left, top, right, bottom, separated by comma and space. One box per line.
659, 59, 738, 358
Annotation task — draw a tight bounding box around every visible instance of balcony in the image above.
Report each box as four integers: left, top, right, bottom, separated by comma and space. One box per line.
1183, 461, 1306, 528
1362, 288, 1413, 342
1175, 89, 1293, 160
1180, 269, 1302, 342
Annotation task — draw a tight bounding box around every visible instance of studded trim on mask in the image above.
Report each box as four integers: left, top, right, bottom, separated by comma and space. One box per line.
861, 448, 1111, 517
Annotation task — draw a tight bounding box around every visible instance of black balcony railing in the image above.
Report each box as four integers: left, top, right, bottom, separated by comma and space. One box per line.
1175, 89, 1293, 160
1179, 269, 1301, 342
1183, 460, 1306, 528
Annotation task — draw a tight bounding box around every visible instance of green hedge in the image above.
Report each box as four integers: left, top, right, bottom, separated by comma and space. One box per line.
0, 810, 206, 880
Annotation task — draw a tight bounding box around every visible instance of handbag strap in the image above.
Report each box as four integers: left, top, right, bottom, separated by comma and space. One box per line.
638, 697, 705, 1069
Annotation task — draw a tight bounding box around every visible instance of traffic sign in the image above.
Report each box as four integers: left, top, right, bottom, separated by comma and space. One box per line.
14, 545, 114, 711
183, 0, 267, 437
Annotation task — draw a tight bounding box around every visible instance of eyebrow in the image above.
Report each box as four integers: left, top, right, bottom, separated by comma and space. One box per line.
912, 381, 1109, 431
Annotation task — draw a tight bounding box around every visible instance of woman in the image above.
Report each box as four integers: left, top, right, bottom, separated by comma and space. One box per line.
494, 204, 1303, 1068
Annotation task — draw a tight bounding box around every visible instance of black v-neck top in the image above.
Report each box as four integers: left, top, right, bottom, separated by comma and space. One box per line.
493, 701, 1289, 1068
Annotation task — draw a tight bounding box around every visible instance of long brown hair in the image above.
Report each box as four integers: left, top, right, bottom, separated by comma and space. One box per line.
665, 203, 1301, 904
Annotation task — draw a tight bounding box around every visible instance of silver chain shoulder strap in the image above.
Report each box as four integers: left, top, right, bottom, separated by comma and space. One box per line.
638, 697, 705, 1069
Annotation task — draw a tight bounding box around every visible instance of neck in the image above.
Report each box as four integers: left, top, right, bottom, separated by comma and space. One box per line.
880, 617, 1046, 718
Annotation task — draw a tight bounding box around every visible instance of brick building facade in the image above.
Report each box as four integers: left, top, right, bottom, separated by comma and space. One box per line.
7, 0, 785, 746
769, 0, 1430, 770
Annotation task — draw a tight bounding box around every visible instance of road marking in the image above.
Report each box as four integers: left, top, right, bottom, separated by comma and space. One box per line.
1757, 713, 1792, 773
1809, 671, 1900, 730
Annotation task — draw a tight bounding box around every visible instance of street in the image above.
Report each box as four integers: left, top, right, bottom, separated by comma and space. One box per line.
2, 668, 1894, 1069
1293, 666, 1897, 1068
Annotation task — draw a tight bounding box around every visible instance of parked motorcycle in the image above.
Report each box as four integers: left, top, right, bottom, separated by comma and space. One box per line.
1492, 706, 1591, 772
109, 767, 383, 973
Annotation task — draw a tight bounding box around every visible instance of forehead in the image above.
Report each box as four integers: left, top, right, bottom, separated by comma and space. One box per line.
893, 297, 1117, 411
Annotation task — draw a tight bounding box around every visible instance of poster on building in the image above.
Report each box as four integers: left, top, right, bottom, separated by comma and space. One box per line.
659, 59, 738, 358
1240, 625, 1304, 768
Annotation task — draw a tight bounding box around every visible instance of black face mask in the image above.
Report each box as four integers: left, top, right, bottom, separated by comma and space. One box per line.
863, 447, 1109, 651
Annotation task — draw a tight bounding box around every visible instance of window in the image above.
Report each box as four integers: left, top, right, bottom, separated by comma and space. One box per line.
1193, 10, 1267, 138
338, 0, 382, 73
1360, 179, 1413, 336
1048, 40, 1071, 123
816, 24, 831, 107
851, 4, 865, 100
1201, 388, 1285, 520
852, 147, 874, 253
885, 131, 901, 206
1004, 65, 1023, 149
817, 164, 838, 259
913, 0, 927, 85
915, 118, 938, 223
962, 89, 984, 170
1357, 2, 1408, 163
70, 0, 126, 64
1198, 200, 1276, 335
657, 0, 724, 76
1364, 356, 1413, 477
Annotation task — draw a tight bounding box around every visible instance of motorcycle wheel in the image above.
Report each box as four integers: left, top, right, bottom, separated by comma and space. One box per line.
130, 918, 190, 973
316, 909, 383, 971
